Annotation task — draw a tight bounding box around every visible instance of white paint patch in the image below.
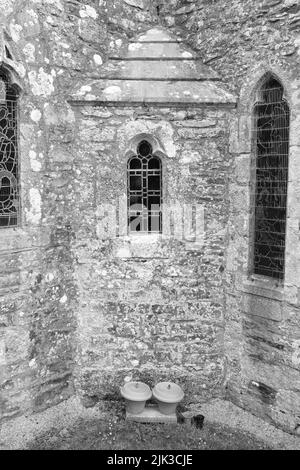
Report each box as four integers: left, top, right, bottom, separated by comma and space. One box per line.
0, 0, 14, 16
26, 9, 39, 22
59, 295, 68, 304
66, 107, 75, 123
23, 43, 35, 62
181, 150, 201, 164
29, 358, 37, 368
103, 86, 122, 98
62, 52, 72, 61
44, 103, 74, 125
28, 68, 55, 97
0, 340, 6, 366
79, 5, 98, 19
14, 62, 26, 78
93, 54, 103, 65
25, 188, 41, 225
291, 340, 300, 366
251, 381, 260, 387
115, 39, 122, 47
9, 22, 23, 42
45, 272, 54, 282
30, 109, 42, 122
182, 51, 193, 58
116, 247, 131, 258
78, 85, 91, 95
128, 43, 142, 51
29, 150, 42, 172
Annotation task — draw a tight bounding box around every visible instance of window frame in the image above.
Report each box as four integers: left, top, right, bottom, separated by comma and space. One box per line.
127, 139, 163, 235
249, 75, 290, 282
0, 67, 20, 229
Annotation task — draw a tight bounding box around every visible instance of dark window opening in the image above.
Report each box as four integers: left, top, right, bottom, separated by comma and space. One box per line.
252, 76, 289, 279
0, 69, 19, 228
128, 140, 162, 233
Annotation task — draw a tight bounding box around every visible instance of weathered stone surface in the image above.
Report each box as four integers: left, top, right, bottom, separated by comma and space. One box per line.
0, 0, 299, 438
70, 27, 234, 105
70, 99, 231, 409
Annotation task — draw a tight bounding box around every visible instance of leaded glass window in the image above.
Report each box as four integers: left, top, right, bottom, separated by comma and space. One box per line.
252, 76, 289, 279
0, 69, 19, 227
127, 140, 162, 233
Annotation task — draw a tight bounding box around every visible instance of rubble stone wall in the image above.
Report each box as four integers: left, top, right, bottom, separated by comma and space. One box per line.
71, 103, 234, 406
183, 0, 300, 433
0, 0, 299, 434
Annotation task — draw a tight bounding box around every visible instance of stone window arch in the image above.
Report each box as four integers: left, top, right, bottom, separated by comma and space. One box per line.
251, 73, 290, 280
0, 67, 20, 228
127, 138, 162, 234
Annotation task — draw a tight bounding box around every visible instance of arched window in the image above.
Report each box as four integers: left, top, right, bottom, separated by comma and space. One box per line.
252, 75, 289, 279
127, 140, 162, 233
0, 68, 19, 227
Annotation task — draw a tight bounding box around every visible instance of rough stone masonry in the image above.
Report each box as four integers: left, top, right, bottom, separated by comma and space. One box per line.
0, 0, 299, 435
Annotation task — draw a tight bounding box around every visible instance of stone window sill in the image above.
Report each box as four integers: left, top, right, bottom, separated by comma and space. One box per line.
114, 233, 165, 259
240, 274, 284, 301
0, 226, 23, 244
127, 233, 162, 242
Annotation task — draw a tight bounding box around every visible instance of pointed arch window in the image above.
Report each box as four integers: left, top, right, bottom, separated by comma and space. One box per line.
252, 76, 289, 279
0, 68, 19, 227
127, 140, 162, 233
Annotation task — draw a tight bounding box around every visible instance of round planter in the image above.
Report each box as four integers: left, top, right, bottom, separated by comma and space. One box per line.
120, 381, 152, 414
124, 398, 147, 415
153, 382, 184, 415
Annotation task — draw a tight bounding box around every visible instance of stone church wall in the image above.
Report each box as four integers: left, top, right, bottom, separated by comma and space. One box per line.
0, 0, 205, 424
0, 0, 299, 434
70, 103, 234, 405
184, 0, 300, 433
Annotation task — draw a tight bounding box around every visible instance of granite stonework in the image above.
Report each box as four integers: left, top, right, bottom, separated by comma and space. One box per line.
0, 0, 299, 435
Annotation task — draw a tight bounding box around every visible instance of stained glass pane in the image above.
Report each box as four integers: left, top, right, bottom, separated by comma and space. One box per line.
0, 70, 19, 228
127, 141, 162, 233
252, 77, 289, 279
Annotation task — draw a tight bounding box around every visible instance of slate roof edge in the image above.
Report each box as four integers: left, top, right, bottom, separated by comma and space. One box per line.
87, 77, 221, 82
68, 100, 237, 108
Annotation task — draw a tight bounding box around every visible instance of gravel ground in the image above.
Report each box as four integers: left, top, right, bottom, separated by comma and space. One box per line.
0, 397, 299, 450
26, 417, 270, 450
